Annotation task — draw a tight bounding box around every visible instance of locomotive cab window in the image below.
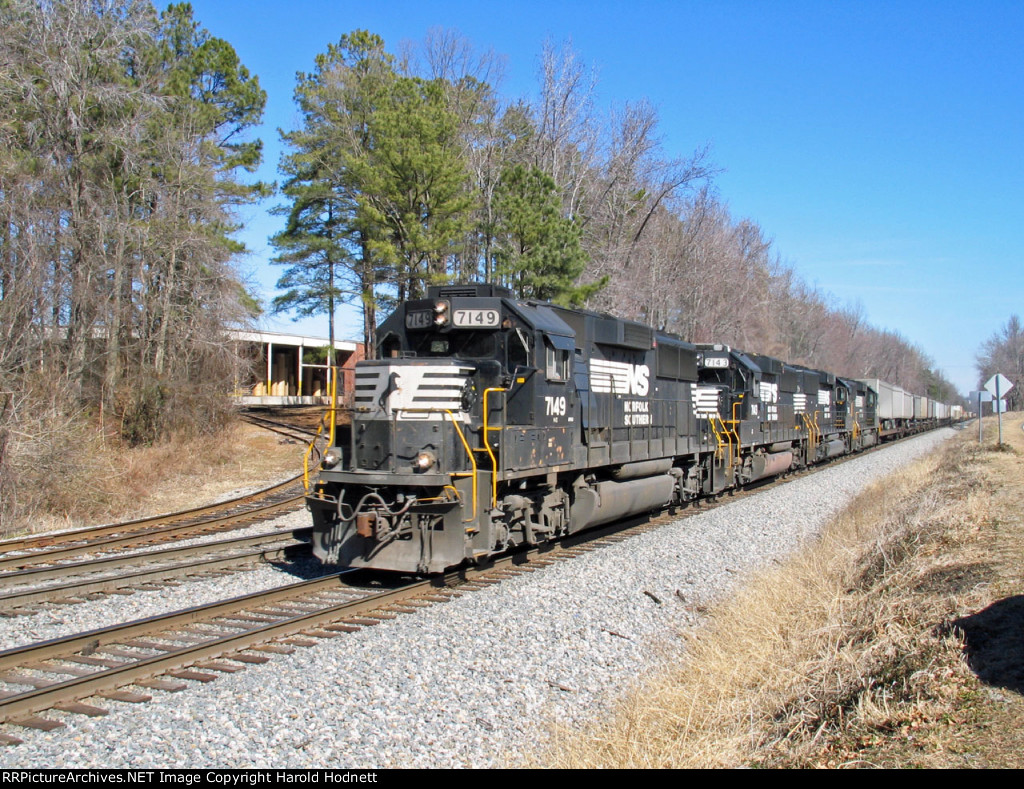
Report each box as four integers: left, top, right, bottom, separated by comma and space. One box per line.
544, 335, 573, 382
508, 328, 531, 371
545, 346, 569, 381
380, 333, 403, 358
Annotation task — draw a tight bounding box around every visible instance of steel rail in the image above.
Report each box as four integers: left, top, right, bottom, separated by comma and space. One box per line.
0, 574, 429, 722
0, 475, 304, 555
0, 522, 648, 724
0, 528, 312, 590
240, 414, 321, 441
0, 495, 304, 573
0, 531, 313, 610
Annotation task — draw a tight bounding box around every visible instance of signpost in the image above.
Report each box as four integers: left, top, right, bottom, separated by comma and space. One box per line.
984, 374, 1014, 446
969, 390, 993, 442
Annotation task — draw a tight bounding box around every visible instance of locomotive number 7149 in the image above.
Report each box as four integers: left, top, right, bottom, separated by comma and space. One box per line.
545, 396, 567, 416
453, 309, 500, 327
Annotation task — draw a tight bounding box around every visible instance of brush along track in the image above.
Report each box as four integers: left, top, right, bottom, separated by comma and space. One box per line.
0, 408, 327, 567
0, 528, 314, 613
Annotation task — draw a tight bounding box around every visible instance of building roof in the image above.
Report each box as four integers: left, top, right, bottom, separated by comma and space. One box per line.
227, 329, 359, 351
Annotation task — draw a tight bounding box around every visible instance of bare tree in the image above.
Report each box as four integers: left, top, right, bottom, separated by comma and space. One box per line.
977, 315, 1024, 410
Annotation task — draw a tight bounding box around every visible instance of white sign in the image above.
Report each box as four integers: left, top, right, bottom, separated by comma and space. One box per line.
968, 390, 993, 403
453, 308, 500, 328
985, 374, 1014, 398
995, 399, 1009, 413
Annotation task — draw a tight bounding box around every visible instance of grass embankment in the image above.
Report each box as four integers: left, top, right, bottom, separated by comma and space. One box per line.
3, 420, 305, 538
548, 416, 1024, 768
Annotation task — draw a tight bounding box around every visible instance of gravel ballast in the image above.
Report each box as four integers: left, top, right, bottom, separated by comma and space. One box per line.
0, 429, 956, 767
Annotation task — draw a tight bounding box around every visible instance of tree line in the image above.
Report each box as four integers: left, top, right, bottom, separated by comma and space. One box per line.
271, 29, 959, 403
976, 316, 1023, 411
0, 0, 264, 526
0, 3, 961, 529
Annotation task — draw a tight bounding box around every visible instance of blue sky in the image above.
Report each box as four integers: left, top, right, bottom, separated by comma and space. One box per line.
188, 0, 1024, 395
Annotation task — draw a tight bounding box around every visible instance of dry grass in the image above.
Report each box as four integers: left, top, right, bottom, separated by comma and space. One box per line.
2, 418, 306, 538
546, 419, 1023, 768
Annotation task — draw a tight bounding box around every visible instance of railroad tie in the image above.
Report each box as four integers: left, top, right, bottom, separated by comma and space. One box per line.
250, 644, 294, 655
96, 690, 151, 703
278, 638, 318, 648
194, 661, 246, 673
135, 679, 188, 692
166, 669, 219, 683
0, 673, 59, 689
224, 652, 271, 664
21, 662, 94, 678
53, 701, 108, 717
321, 624, 361, 634
7, 716, 65, 731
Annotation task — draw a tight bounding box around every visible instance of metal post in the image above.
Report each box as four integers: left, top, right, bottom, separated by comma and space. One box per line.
997, 377, 1003, 447
979, 392, 983, 443
266, 342, 273, 397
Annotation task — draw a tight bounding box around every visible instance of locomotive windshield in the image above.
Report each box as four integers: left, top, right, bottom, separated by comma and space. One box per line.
392, 325, 533, 373
409, 330, 498, 360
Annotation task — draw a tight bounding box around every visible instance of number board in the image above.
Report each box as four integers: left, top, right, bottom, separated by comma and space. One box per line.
702, 356, 729, 369
405, 310, 433, 330
453, 308, 500, 328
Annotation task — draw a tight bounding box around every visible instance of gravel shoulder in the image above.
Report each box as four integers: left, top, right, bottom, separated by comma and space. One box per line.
0, 429, 955, 768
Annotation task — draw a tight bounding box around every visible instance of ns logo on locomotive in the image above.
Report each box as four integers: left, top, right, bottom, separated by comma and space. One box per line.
306, 283, 955, 574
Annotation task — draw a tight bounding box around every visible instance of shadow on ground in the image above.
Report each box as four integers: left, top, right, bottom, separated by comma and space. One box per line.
951, 595, 1024, 694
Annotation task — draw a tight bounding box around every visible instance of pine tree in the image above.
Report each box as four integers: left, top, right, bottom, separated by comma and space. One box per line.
491, 163, 598, 305
272, 31, 395, 353
348, 74, 475, 303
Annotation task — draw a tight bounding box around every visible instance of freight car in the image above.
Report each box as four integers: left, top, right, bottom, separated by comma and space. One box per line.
305, 283, 952, 574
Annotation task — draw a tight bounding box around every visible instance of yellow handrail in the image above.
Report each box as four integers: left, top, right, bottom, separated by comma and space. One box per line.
445, 410, 478, 523
329, 365, 338, 446
708, 416, 727, 463
303, 368, 342, 492
728, 398, 744, 468
800, 412, 816, 461
481, 387, 508, 508
302, 415, 328, 492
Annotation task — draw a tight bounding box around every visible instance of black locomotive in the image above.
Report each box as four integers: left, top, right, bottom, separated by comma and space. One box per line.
305, 283, 949, 574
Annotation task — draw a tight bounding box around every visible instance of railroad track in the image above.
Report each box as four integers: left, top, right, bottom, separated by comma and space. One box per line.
0, 410, 335, 609
0, 428, 955, 745
0, 528, 314, 613
0, 515, 666, 743
239, 412, 324, 443
0, 475, 304, 562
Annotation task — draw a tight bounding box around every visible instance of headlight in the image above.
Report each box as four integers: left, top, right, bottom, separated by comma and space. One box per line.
322, 447, 343, 468
414, 450, 436, 471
